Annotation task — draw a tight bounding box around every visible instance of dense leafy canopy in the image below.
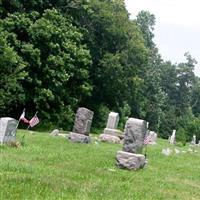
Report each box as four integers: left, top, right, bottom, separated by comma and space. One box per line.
0, 0, 199, 140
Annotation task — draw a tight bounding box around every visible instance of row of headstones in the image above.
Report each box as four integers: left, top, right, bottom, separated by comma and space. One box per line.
169, 130, 200, 145
67, 107, 149, 170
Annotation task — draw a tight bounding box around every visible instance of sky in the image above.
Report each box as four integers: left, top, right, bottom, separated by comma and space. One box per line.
125, 0, 200, 77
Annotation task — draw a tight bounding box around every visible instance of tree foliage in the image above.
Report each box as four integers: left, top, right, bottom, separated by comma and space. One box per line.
0, 0, 199, 138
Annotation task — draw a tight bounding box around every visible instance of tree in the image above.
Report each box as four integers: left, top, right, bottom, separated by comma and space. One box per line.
0, 28, 27, 116
78, 0, 148, 126
1, 9, 92, 128
176, 52, 196, 116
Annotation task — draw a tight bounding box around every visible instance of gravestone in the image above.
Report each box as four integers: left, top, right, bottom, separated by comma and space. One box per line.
116, 118, 147, 170
50, 129, 59, 136
69, 107, 94, 143
123, 118, 147, 154
148, 131, 157, 145
169, 129, 176, 144
106, 112, 119, 129
99, 112, 122, 143
73, 107, 93, 135
191, 135, 196, 145
0, 117, 18, 144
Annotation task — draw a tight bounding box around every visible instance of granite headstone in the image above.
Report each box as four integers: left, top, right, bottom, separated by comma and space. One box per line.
0, 117, 18, 144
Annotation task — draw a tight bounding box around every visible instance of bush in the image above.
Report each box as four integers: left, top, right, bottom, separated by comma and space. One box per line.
176, 128, 187, 146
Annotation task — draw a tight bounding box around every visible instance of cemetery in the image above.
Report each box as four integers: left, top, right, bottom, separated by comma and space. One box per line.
1, 108, 200, 199
1, 0, 200, 199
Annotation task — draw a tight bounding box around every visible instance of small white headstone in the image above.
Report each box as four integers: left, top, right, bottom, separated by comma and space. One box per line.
169, 129, 176, 144
162, 148, 172, 156
106, 112, 119, 129
174, 148, 180, 154
148, 131, 157, 144
191, 135, 196, 145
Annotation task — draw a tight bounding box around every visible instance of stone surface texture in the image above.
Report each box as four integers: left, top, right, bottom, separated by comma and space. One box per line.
68, 132, 91, 143
116, 151, 146, 170
73, 107, 94, 135
50, 129, 59, 136
123, 118, 147, 154
99, 134, 120, 144
103, 128, 122, 137
0, 117, 18, 144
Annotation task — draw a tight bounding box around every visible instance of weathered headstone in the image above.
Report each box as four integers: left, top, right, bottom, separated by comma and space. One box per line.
169, 129, 176, 144
191, 135, 196, 145
123, 118, 147, 154
73, 107, 93, 135
99, 112, 122, 143
50, 129, 59, 136
116, 118, 147, 170
148, 131, 157, 145
0, 117, 18, 144
69, 107, 94, 143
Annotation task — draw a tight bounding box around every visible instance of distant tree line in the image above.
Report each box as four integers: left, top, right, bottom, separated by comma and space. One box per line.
0, 0, 199, 140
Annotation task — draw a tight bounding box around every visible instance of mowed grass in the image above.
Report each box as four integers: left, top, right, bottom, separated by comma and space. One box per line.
0, 130, 200, 200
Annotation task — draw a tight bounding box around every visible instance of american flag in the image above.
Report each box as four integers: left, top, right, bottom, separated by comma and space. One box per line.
144, 135, 152, 145
29, 115, 40, 127
19, 109, 29, 124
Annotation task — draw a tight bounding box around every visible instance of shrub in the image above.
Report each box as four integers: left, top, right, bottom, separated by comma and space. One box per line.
176, 128, 187, 146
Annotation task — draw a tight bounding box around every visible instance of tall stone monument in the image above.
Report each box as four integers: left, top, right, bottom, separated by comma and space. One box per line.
0, 117, 18, 144
169, 129, 176, 144
116, 118, 147, 170
68, 107, 94, 143
99, 112, 122, 143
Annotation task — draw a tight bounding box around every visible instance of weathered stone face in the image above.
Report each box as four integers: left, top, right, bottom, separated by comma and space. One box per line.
106, 112, 119, 129
116, 151, 146, 170
99, 134, 121, 144
73, 107, 94, 135
123, 118, 147, 154
68, 132, 90, 143
0, 117, 18, 144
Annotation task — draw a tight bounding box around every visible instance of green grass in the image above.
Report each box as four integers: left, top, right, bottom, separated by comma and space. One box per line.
1, 130, 200, 200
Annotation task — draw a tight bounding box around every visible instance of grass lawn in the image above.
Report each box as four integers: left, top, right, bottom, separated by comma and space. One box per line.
1, 130, 200, 200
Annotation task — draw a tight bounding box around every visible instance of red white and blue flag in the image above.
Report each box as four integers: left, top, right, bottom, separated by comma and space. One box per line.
29, 114, 40, 127
144, 135, 152, 145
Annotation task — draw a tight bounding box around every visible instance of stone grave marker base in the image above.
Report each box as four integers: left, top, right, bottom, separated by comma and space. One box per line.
68, 132, 91, 143
116, 151, 146, 170
103, 128, 122, 138
99, 134, 120, 144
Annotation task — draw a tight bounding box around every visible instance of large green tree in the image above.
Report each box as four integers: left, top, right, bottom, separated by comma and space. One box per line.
1, 9, 91, 128
0, 28, 27, 116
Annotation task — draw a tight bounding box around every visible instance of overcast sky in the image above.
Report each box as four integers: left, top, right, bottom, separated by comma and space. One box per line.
125, 0, 200, 77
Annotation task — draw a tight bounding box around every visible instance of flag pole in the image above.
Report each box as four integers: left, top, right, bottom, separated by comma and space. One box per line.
15, 108, 25, 132
144, 144, 147, 158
